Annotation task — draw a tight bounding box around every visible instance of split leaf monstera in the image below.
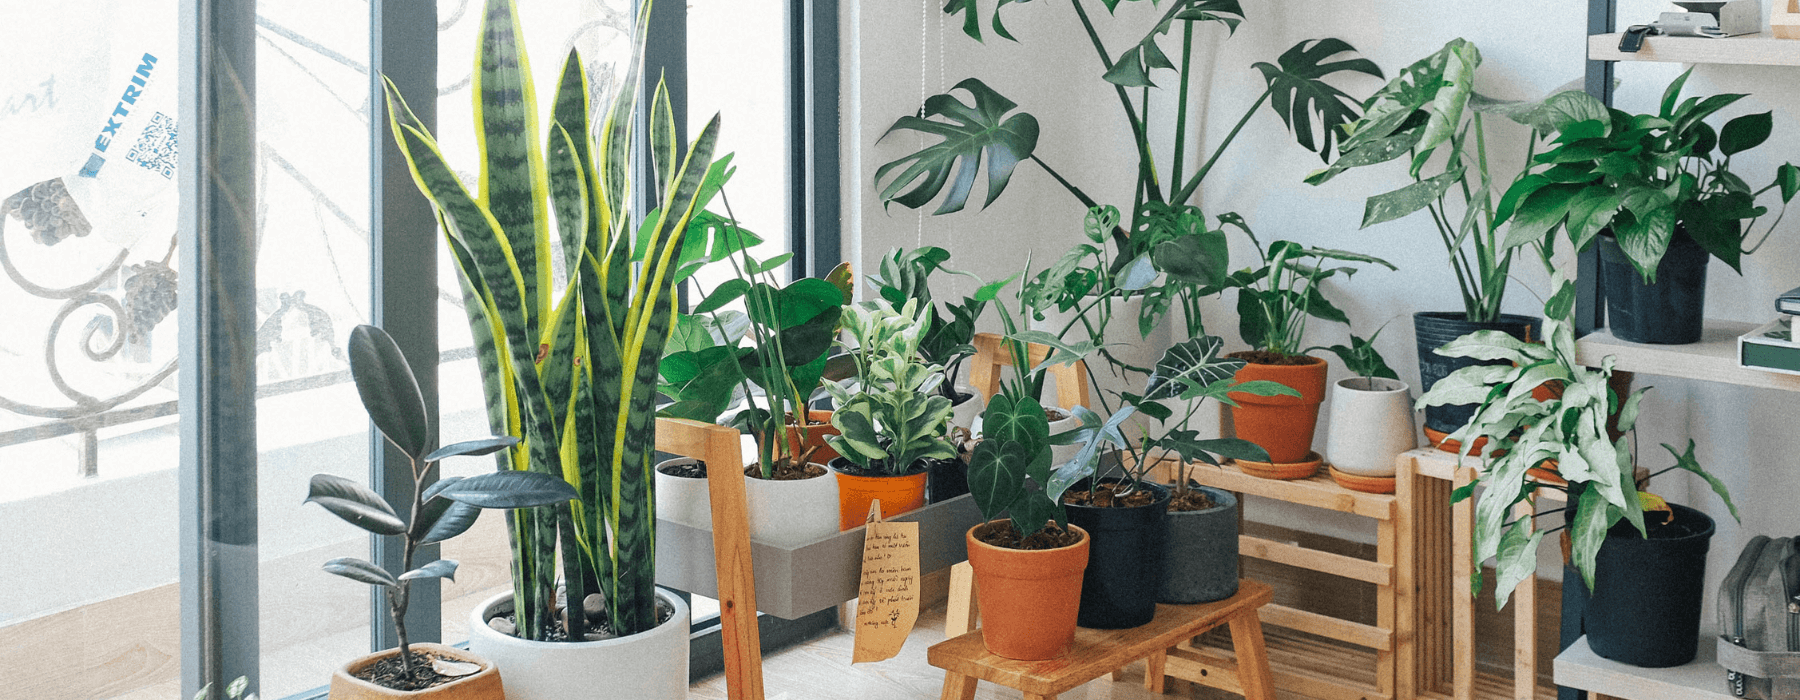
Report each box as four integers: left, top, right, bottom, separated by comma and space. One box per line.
382, 0, 726, 641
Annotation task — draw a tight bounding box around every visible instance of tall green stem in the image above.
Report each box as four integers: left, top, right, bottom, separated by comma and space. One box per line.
1175, 88, 1272, 205
1068, 0, 1163, 204
1170, 22, 1195, 191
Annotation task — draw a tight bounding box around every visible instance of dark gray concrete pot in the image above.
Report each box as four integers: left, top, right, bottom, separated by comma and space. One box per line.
1157, 485, 1240, 604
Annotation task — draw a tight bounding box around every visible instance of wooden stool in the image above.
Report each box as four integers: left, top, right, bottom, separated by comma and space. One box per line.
927, 578, 1276, 700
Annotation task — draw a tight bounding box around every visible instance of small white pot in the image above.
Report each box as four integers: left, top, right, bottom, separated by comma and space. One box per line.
654, 457, 711, 530
1324, 377, 1415, 478
1046, 406, 1083, 468
949, 382, 985, 433
469, 588, 691, 700
743, 464, 838, 548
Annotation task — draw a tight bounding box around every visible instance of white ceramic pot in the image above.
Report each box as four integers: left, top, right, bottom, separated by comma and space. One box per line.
1046, 406, 1083, 468
654, 457, 711, 530
1324, 377, 1415, 478
948, 381, 985, 433
468, 588, 691, 700
743, 464, 838, 547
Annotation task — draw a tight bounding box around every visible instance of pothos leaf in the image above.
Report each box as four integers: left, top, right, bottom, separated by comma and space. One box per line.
876, 78, 1040, 215
1254, 38, 1384, 162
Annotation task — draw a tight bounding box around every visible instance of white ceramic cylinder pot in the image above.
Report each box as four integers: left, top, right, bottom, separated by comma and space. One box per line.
654, 457, 711, 530
1324, 377, 1415, 477
948, 381, 985, 433
1045, 406, 1083, 468
743, 464, 838, 547
468, 588, 691, 700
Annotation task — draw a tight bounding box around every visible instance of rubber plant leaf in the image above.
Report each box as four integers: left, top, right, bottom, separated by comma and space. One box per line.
439, 469, 581, 509
348, 325, 432, 460
875, 78, 1040, 214
323, 557, 399, 588
306, 473, 407, 536
398, 558, 461, 582
1253, 38, 1384, 162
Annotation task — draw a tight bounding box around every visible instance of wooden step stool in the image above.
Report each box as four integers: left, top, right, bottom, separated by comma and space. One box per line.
927, 577, 1276, 700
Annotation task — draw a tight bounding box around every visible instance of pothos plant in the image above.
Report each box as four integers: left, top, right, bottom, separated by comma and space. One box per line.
1218, 227, 1395, 360
876, 1, 1381, 322
307, 326, 575, 686
1494, 69, 1799, 279
822, 299, 958, 475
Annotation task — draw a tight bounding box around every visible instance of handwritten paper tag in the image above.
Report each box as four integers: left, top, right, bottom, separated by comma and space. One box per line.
851, 499, 920, 663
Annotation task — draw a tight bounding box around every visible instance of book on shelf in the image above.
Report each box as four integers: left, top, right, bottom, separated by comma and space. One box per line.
1738, 317, 1800, 375
1778, 286, 1800, 316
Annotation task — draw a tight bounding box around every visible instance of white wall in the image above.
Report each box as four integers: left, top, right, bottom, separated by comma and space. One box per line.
843, 0, 1800, 623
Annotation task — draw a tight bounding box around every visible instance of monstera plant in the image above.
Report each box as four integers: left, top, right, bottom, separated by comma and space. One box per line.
876, 1, 1381, 329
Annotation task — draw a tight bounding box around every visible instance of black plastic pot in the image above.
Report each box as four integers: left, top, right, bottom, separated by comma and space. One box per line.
1158, 485, 1238, 604
1413, 312, 1543, 435
1064, 478, 1170, 629
925, 457, 968, 503
1584, 502, 1717, 667
1598, 230, 1709, 345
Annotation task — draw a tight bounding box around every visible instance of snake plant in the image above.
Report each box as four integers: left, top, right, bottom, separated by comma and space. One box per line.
382, 0, 726, 640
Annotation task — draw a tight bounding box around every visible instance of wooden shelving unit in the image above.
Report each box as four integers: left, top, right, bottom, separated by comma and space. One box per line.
1555, 635, 1734, 700
1574, 319, 1800, 392
1588, 32, 1800, 66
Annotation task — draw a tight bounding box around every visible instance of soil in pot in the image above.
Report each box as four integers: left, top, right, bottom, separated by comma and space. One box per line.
350, 648, 477, 692
1225, 353, 1328, 464
657, 460, 705, 479
1063, 479, 1170, 629
829, 457, 929, 530
744, 458, 826, 481
972, 519, 1085, 550
332, 643, 503, 700
485, 590, 676, 643
1583, 502, 1716, 668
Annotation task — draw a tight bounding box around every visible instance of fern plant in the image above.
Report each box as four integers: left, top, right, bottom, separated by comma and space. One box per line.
381, 0, 726, 640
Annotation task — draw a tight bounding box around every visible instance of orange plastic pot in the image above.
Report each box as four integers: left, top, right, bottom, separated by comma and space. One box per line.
784, 409, 840, 463
1229, 356, 1328, 464
965, 520, 1090, 661
829, 458, 928, 530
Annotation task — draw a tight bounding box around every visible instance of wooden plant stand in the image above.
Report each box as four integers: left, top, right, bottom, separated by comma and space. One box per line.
928, 578, 1276, 700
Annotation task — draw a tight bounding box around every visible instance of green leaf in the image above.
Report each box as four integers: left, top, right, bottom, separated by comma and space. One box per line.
399, 558, 460, 582
1719, 111, 1772, 156
348, 325, 432, 460
1162, 435, 1270, 464
306, 474, 407, 536
1254, 39, 1384, 161
751, 252, 795, 275
1660, 68, 1693, 119
1224, 379, 1301, 399
1305, 127, 1423, 186
1778, 164, 1799, 203
440, 470, 580, 509
1409, 39, 1480, 176
1531, 92, 1610, 135
1117, 253, 1158, 291
1614, 205, 1677, 281
1104, 0, 1246, 88
416, 479, 483, 545
1363, 168, 1463, 228
1144, 335, 1243, 401
1492, 519, 1544, 608
323, 557, 398, 588
1502, 183, 1585, 250
942, 0, 1032, 42
424, 436, 520, 463
695, 278, 750, 314
1661, 440, 1740, 524
968, 439, 1026, 522
876, 78, 1040, 214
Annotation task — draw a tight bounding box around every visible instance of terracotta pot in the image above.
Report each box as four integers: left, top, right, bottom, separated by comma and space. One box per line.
965, 520, 1090, 660
784, 409, 840, 463
828, 458, 928, 530
328, 643, 504, 700
1229, 355, 1328, 464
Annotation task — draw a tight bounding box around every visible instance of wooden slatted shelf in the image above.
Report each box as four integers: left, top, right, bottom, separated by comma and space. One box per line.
1589, 32, 1800, 66
1576, 319, 1800, 392
1179, 625, 1557, 700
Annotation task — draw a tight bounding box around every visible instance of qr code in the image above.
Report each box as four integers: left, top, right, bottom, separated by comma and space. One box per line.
126, 112, 178, 179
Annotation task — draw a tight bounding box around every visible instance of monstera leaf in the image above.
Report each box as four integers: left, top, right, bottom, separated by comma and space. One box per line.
1104, 0, 1246, 88
1143, 335, 1243, 401
943, 0, 1034, 42
1254, 39, 1384, 162
875, 78, 1040, 215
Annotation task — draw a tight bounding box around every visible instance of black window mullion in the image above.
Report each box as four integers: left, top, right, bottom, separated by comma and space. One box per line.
798, 0, 841, 279
178, 0, 260, 695
370, 0, 442, 651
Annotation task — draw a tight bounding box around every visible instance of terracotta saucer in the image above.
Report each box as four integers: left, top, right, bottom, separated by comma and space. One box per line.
1235, 452, 1323, 481
1424, 426, 1492, 454
1328, 466, 1396, 494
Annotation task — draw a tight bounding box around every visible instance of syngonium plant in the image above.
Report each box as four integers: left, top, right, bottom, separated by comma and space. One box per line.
876, 1, 1382, 331
822, 299, 958, 476
382, 0, 727, 641
307, 326, 576, 685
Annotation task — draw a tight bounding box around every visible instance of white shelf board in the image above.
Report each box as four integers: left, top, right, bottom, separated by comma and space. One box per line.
1590, 32, 1800, 67
1555, 634, 1733, 700
1576, 319, 1800, 393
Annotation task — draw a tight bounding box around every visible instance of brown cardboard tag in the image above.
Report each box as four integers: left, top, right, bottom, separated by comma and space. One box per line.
851, 499, 920, 663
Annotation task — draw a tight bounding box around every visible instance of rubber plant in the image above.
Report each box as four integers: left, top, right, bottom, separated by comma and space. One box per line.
381, 0, 726, 641
1493, 69, 1798, 279
875, 1, 1382, 329
821, 299, 958, 475
306, 325, 575, 684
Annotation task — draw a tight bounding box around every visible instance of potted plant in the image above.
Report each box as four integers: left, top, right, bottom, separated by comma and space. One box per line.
1419, 270, 1738, 668
380, 0, 719, 695
820, 298, 958, 529
962, 276, 1090, 661
309, 326, 576, 698
1217, 230, 1394, 473
866, 246, 991, 432
1308, 39, 1557, 447
1057, 334, 1289, 613
1494, 69, 1798, 344
1318, 329, 1413, 493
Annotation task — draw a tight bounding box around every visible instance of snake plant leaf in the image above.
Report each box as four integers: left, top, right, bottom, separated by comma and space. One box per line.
875, 78, 1040, 215
323, 557, 398, 588
968, 439, 1027, 523
1254, 39, 1384, 162
306, 474, 407, 536
439, 470, 580, 509
1144, 335, 1241, 401
549, 49, 594, 273
348, 325, 432, 460
424, 437, 521, 463
398, 558, 461, 582
474, 0, 552, 329
1662, 440, 1741, 524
